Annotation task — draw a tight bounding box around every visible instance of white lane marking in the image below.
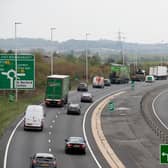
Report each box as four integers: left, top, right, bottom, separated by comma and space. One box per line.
83, 87, 129, 168
49, 148, 52, 152
49, 132, 52, 135
48, 139, 51, 143
58, 112, 60, 114
50, 125, 53, 128
52, 120, 55, 123
56, 115, 58, 118
152, 89, 168, 129
3, 118, 24, 168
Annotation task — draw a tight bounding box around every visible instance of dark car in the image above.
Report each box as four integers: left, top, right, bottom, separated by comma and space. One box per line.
30, 153, 57, 168
65, 136, 86, 154
104, 78, 111, 86
77, 82, 88, 91
67, 103, 81, 115
80, 92, 93, 103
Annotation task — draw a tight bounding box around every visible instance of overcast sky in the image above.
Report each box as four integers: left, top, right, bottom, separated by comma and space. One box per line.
1, 0, 168, 43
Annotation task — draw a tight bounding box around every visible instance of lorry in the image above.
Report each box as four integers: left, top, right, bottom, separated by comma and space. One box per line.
109, 64, 130, 84
149, 66, 167, 80
44, 75, 70, 107
92, 76, 104, 88
131, 69, 145, 81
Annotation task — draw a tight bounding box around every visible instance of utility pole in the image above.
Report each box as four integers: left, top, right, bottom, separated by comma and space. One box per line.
118, 30, 125, 65
85, 33, 90, 83
50, 27, 56, 75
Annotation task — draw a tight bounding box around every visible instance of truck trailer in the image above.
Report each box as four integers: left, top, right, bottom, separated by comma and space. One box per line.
45, 75, 70, 107
109, 64, 130, 84
149, 66, 167, 80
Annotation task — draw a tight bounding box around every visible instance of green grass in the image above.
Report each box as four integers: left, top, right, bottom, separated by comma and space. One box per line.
0, 91, 45, 137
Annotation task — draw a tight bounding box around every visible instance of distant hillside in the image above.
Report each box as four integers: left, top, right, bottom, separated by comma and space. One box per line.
0, 38, 168, 57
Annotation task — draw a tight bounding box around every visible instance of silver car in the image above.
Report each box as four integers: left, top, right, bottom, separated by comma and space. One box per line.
67, 103, 81, 115
80, 92, 93, 103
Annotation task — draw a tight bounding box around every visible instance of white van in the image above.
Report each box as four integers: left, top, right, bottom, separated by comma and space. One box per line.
92, 76, 104, 88
24, 105, 44, 131
145, 75, 155, 83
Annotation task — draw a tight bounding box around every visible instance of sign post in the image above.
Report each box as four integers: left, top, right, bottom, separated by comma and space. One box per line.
0, 54, 35, 90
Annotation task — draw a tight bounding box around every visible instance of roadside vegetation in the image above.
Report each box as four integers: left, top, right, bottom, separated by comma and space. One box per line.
0, 50, 110, 137
0, 49, 167, 137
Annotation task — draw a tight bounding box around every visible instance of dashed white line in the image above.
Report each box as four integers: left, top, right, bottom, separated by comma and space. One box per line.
49, 132, 52, 135
52, 120, 55, 123
49, 148, 52, 152
55, 115, 58, 118
48, 139, 51, 143
50, 125, 53, 128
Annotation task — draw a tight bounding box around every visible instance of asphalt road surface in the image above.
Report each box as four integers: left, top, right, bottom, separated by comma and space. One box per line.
4, 83, 132, 168
153, 89, 168, 128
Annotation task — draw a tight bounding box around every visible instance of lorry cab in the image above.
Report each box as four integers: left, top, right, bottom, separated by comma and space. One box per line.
24, 105, 44, 131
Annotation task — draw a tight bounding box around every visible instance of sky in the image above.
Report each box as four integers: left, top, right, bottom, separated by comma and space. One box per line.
1, 0, 168, 43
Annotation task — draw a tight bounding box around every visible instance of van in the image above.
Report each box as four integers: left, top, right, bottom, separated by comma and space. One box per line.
92, 76, 104, 88
145, 75, 155, 83
24, 105, 44, 131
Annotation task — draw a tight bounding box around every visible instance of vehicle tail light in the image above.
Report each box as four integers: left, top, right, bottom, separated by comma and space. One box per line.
32, 159, 36, 164
81, 144, 85, 148
67, 144, 72, 147
53, 161, 57, 166
57, 100, 62, 104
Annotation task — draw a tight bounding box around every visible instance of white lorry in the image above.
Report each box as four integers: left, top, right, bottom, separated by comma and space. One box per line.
92, 76, 104, 88
149, 66, 167, 80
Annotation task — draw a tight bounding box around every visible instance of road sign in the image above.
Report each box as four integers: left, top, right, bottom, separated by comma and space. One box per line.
0, 54, 35, 90
160, 144, 168, 164
108, 100, 115, 112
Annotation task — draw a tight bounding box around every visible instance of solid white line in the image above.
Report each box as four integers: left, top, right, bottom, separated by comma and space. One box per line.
3, 103, 44, 168
82, 87, 129, 168
152, 89, 168, 130
3, 118, 24, 168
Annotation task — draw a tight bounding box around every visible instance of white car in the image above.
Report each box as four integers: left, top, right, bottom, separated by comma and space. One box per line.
24, 105, 44, 131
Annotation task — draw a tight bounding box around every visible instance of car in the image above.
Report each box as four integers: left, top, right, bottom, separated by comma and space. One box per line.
65, 136, 86, 154
67, 103, 81, 115
30, 153, 57, 168
104, 78, 111, 86
77, 82, 88, 91
80, 92, 93, 103
24, 105, 44, 131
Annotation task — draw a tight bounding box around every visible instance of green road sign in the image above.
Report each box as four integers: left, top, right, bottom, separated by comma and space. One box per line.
0, 54, 35, 90
160, 144, 168, 164
108, 101, 115, 112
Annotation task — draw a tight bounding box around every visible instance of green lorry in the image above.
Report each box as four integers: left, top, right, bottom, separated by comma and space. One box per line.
109, 64, 130, 84
44, 75, 70, 107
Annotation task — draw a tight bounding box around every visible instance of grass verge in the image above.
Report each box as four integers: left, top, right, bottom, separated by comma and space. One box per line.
0, 91, 45, 137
